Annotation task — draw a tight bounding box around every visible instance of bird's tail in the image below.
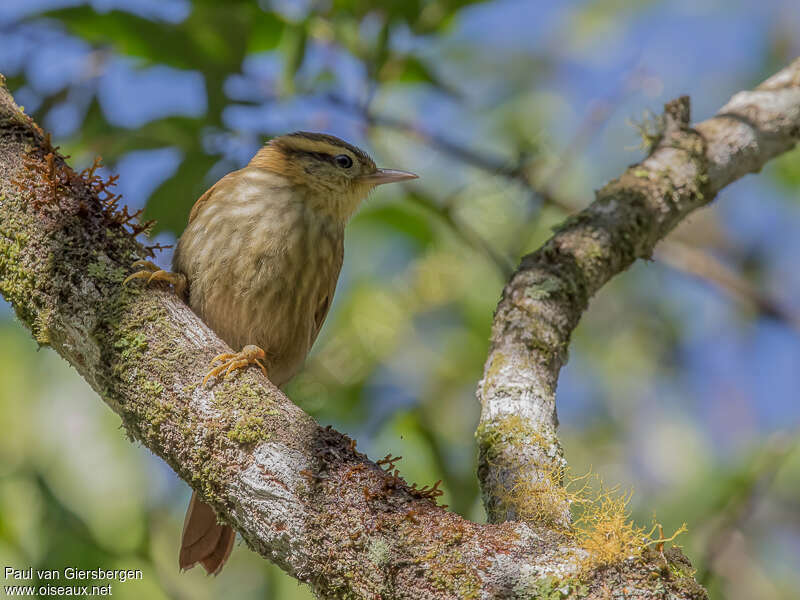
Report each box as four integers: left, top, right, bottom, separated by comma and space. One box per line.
179, 491, 235, 575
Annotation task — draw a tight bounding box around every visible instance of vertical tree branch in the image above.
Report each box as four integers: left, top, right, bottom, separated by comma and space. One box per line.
476, 60, 800, 524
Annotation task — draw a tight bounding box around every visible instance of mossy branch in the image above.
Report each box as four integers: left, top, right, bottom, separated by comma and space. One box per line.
5, 57, 799, 598
476, 59, 800, 524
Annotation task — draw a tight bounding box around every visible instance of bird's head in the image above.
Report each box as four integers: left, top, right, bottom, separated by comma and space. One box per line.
249, 131, 417, 221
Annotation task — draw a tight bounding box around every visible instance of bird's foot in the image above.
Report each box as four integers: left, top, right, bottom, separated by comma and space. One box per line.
203, 345, 267, 386
123, 260, 187, 297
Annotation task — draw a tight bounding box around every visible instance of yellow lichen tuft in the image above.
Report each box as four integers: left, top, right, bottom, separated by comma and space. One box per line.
500, 463, 571, 527
571, 484, 643, 570
569, 474, 688, 572
496, 460, 688, 573
626, 109, 666, 154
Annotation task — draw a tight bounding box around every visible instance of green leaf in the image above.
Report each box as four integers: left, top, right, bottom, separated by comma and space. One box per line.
326, 0, 490, 32
771, 145, 800, 192
248, 11, 286, 53
395, 56, 438, 84
38, 8, 200, 70
280, 25, 308, 94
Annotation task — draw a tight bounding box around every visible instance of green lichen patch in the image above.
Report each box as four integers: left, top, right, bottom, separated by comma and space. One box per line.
0, 206, 42, 328
87, 258, 128, 284
425, 545, 481, 599
144, 398, 175, 431
514, 574, 589, 600
96, 286, 165, 389
214, 380, 263, 410
212, 380, 280, 438
141, 379, 164, 396
228, 414, 270, 445
32, 307, 51, 345
366, 538, 390, 568
191, 441, 231, 504
525, 275, 563, 301
476, 413, 554, 466
114, 332, 148, 361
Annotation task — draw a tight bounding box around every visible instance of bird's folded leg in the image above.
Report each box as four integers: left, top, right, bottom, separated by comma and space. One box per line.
203, 345, 268, 386
123, 260, 187, 298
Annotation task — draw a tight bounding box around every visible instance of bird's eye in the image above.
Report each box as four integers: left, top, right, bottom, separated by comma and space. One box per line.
334, 154, 353, 168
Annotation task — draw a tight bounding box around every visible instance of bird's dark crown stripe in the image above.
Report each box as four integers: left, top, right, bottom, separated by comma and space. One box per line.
280, 148, 340, 165
273, 131, 373, 165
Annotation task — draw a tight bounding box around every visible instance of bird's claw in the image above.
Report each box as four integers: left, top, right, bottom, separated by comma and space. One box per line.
203, 345, 267, 386
123, 260, 187, 297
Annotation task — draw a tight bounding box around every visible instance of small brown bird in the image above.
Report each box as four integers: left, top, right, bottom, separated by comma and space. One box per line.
124, 132, 417, 574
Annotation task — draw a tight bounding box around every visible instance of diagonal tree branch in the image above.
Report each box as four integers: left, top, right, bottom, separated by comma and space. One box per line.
2, 57, 799, 598
0, 75, 704, 600
476, 59, 800, 524
0, 80, 548, 599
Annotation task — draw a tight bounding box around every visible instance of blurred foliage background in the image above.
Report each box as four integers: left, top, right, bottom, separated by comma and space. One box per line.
1, 0, 799, 598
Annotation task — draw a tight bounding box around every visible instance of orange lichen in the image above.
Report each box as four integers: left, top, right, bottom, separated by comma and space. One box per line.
408, 479, 444, 501
79, 156, 154, 236
11, 145, 159, 256
342, 463, 366, 481
376, 453, 402, 471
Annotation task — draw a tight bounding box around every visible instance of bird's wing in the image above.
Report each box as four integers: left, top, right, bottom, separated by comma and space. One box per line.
310, 251, 343, 348
187, 167, 295, 225
187, 170, 241, 225
312, 292, 332, 344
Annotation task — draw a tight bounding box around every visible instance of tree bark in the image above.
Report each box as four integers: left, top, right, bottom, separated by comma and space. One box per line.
1, 58, 798, 598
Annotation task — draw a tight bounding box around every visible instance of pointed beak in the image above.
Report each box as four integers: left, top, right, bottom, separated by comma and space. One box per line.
360, 168, 418, 186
